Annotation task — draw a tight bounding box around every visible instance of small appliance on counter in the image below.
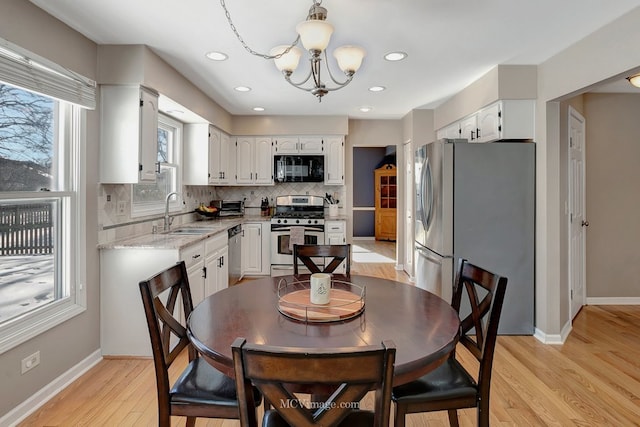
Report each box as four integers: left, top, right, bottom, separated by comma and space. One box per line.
210, 200, 245, 217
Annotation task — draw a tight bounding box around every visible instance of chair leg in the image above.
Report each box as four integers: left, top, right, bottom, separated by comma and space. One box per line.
393, 402, 406, 427
478, 399, 490, 427
447, 409, 460, 427
185, 416, 196, 427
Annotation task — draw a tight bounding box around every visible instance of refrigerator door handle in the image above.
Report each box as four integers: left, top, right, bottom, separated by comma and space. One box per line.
424, 158, 434, 230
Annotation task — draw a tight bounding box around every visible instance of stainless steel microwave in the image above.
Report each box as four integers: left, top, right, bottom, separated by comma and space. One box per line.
274, 155, 324, 183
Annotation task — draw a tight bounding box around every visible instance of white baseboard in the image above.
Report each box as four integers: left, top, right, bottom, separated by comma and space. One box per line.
352, 236, 376, 241
1, 349, 102, 427
586, 297, 640, 305
533, 319, 571, 345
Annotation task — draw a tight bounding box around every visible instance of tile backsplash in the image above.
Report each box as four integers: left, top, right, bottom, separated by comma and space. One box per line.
98, 182, 345, 245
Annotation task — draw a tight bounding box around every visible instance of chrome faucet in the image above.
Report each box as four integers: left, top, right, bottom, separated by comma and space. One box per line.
164, 192, 180, 231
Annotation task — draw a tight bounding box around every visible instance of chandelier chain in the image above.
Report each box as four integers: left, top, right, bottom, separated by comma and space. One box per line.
220, 0, 313, 60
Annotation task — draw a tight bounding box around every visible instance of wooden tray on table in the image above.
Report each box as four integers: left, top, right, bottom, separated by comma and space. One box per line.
277, 279, 365, 323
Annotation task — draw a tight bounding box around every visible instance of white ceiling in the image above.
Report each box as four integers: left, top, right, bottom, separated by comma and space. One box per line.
29, 0, 640, 119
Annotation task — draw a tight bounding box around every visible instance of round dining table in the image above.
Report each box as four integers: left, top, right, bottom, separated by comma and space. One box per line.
187, 274, 460, 386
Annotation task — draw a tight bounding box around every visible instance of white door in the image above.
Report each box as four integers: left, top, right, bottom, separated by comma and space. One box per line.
403, 142, 414, 279
569, 107, 587, 319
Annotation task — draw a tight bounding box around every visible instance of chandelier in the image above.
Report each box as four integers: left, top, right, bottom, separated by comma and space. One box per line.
220, 0, 366, 102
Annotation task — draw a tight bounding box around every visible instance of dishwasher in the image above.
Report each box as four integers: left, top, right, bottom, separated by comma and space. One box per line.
228, 224, 243, 286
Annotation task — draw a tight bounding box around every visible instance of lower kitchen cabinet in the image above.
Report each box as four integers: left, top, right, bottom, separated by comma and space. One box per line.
204, 232, 229, 294
242, 222, 271, 275
325, 220, 347, 274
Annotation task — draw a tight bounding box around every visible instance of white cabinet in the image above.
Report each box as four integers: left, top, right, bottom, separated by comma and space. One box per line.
236, 136, 273, 185
459, 114, 479, 142
477, 100, 535, 142
436, 100, 535, 144
211, 131, 233, 184
324, 136, 345, 185
325, 220, 347, 274
242, 222, 271, 275
184, 125, 234, 185
436, 122, 462, 140
242, 223, 262, 274
274, 136, 324, 154
100, 85, 159, 183
181, 241, 206, 305
204, 232, 229, 296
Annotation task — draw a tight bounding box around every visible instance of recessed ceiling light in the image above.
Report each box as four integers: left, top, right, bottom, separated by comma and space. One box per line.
205, 51, 228, 61
253, 106, 265, 112
384, 51, 407, 62
359, 106, 372, 113
234, 86, 251, 92
369, 86, 386, 92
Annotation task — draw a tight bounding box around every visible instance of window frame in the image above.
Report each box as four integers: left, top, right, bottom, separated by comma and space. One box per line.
0, 102, 86, 354
131, 113, 183, 217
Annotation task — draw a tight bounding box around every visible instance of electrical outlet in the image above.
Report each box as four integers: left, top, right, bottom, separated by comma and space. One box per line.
21, 351, 40, 374
117, 201, 126, 215
106, 194, 111, 202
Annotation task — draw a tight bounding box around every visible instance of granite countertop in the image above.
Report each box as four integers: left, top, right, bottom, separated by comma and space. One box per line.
99, 215, 271, 250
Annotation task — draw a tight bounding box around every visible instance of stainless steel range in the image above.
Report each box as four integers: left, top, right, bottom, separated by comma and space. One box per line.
270, 195, 325, 276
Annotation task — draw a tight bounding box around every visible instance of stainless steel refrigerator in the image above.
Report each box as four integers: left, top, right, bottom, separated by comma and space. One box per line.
415, 139, 535, 334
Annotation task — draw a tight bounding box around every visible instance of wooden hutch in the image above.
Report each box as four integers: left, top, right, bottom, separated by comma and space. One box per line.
374, 164, 397, 241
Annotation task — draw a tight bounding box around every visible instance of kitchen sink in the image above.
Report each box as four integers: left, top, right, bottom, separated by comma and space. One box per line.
166, 228, 214, 235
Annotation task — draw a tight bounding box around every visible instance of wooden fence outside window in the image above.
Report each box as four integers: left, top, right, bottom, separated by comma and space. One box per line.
0, 203, 53, 255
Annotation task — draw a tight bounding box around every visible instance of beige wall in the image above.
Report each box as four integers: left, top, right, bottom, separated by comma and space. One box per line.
583, 93, 640, 298
345, 119, 403, 259
435, 65, 537, 129
232, 115, 348, 135
98, 45, 234, 133
0, 0, 100, 418
536, 5, 640, 337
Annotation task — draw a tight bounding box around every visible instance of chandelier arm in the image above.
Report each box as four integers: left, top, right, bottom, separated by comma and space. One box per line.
323, 50, 352, 86
284, 69, 314, 90
219, 0, 303, 60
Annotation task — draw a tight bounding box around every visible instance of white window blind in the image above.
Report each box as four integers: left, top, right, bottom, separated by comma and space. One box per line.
0, 38, 96, 109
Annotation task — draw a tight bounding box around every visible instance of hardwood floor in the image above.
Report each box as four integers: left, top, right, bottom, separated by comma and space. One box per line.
18, 242, 640, 426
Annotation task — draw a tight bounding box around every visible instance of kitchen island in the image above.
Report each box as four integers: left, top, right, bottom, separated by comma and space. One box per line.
98, 216, 269, 357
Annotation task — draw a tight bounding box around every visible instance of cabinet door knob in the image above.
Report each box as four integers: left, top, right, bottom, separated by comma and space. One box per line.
582, 220, 589, 227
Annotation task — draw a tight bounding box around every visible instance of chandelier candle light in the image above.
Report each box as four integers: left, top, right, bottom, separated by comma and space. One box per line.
221, 0, 365, 101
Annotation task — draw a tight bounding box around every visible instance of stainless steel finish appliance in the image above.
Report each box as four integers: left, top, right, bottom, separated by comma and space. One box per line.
270, 195, 325, 276
211, 200, 245, 217
227, 224, 242, 286
274, 155, 324, 183
415, 139, 535, 334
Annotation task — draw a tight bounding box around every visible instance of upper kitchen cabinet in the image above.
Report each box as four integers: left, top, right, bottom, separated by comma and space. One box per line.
459, 114, 478, 142
100, 85, 159, 183
436, 122, 461, 140
476, 100, 535, 142
274, 136, 324, 154
324, 136, 345, 185
235, 136, 273, 185
437, 100, 535, 144
184, 124, 234, 185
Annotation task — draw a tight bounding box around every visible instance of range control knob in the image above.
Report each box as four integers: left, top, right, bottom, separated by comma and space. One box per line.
295, 219, 300, 224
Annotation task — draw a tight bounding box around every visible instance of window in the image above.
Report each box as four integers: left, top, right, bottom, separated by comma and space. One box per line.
0, 85, 85, 353
0, 38, 93, 353
132, 113, 182, 216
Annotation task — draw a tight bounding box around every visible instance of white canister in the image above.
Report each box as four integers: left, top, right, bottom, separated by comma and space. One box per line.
310, 273, 331, 305
328, 204, 339, 217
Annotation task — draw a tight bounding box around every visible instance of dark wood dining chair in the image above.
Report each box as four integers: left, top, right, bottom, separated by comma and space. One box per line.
392, 258, 508, 427
232, 337, 396, 427
139, 261, 259, 427
293, 244, 351, 275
